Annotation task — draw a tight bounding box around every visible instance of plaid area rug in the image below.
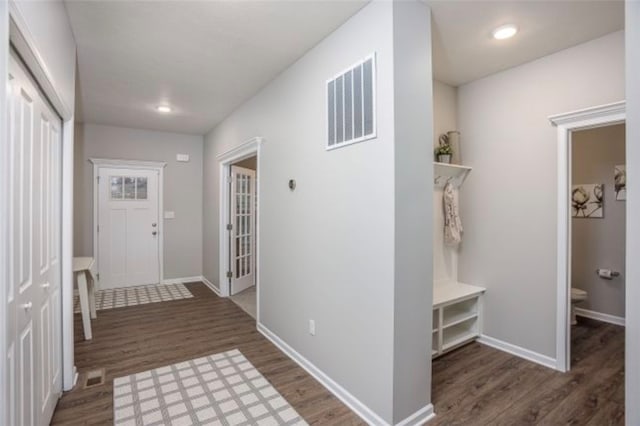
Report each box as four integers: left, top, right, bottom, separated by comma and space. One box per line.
73, 283, 193, 313
113, 349, 308, 426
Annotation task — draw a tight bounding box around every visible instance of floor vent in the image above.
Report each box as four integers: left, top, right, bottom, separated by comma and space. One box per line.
83, 368, 105, 389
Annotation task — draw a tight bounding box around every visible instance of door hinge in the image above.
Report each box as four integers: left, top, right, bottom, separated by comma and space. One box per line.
226, 224, 232, 231
97, 175, 101, 184
96, 273, 100, 281
226, 271, 233, 279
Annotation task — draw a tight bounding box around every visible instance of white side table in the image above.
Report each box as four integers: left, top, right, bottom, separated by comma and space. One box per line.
73, 257, 97, 340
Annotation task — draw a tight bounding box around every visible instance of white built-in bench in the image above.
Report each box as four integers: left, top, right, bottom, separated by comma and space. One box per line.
432, 281, 485, 358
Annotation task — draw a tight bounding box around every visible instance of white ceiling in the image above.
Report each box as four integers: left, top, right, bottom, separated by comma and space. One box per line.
66, 0, 367, 134
428, 0, 624, 86
67, 0, 625, 135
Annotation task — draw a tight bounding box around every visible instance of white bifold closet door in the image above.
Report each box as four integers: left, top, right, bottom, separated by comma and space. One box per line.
6, 51, 63, 426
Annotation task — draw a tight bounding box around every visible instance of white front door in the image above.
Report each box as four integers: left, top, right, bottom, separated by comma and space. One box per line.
97, 167, 160, 289
230, 166, 256, 295
7, 51, 62, 426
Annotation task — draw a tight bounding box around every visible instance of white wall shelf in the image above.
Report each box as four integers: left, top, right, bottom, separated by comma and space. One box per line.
432, 281, 485, 358
434, 162, 472, 188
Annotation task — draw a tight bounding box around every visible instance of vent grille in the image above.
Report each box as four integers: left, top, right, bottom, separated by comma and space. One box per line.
327, 54, 376, 150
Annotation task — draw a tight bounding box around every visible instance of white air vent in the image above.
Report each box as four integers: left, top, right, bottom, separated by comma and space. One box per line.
327, 54, 376, 150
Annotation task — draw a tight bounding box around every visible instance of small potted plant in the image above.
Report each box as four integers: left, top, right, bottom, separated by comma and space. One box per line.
435, 143, 453, 164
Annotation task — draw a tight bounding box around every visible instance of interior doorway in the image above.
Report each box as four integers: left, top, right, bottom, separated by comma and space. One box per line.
217, 138, 262, 320
549, 101, 625, 371
568, 123, 626, 368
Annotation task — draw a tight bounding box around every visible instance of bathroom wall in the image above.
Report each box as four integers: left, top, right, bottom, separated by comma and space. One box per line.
572, 124, 626, 319
457, 30, 624, 359
433, 80, 459, 284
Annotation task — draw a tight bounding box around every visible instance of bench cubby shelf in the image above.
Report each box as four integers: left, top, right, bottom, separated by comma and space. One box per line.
432, 281, 485, 358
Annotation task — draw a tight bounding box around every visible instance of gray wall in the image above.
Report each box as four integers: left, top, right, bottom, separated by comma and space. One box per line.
433, 80, 457, 150
74, 123, 203, 279
626, 1, 640, 423
457, 31, 624, 358
203, 2, 433, 422
572, 124, 625, 318
391, 2, 433, 421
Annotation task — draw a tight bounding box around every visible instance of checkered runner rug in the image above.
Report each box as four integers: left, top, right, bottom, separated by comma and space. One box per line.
113, 349, 308, 426
73, 283, 193, 313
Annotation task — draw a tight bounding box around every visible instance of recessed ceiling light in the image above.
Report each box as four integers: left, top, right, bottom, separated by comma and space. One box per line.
492, 24, 518, 40
156, 105, 172, 113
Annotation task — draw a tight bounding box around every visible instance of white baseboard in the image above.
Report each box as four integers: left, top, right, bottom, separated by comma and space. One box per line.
477, 334, 557, 370
575, 308, 625, 326
161, 276, 203, 285
200, 276, 222, 297
395, 404, 435, 426
258, 323, 411, 426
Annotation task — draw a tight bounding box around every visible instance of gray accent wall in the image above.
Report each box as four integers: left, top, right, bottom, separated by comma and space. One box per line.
571, 124, 625, 318
203, 1, 433, 422
74, 123, 203, 280
626, 1, 640, 423
457, 30, 624, 358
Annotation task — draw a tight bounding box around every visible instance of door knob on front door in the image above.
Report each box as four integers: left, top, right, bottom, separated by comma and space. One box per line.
21, 302, 33, 311
41, 283, 50, 289
152, 231, 157, 236
152, 223, 157, 227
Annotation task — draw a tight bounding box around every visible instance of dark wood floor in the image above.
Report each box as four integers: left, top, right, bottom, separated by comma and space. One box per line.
431, 318, 625, 425
52, 282, 624, 425
51, 282, 364, 425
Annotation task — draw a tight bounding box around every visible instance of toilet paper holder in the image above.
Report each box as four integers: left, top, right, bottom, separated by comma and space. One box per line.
595, 269, 620, 280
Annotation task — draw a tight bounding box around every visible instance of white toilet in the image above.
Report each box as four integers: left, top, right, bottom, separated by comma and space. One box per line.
571, 287, 588, 325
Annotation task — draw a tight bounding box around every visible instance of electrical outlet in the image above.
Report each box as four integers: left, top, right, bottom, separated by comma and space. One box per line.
176, 153, 190, 162
309, 320, 316, 336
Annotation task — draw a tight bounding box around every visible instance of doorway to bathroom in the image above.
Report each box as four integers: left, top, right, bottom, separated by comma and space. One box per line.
550, 101, 626, 371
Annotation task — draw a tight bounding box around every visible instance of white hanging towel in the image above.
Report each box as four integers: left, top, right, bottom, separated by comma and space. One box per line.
443, 182, 463, 245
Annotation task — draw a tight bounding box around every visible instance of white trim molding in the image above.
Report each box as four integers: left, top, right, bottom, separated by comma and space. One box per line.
548, 100, 625, 372
89, 158, 167, 170
395, 405, 435, 426
477, 335, 557, 370
201, 276, 222, 297
161, 276, 203, 285
575, 308, 625, 327
0, 2, 9, 421
89, 157, 167, 288
217, 137, 263, 304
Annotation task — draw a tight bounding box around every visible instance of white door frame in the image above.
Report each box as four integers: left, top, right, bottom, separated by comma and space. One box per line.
217, 137, 263, 308
90, 158, 166, 287
2, 4, 77, 418
549, 100, 626, 372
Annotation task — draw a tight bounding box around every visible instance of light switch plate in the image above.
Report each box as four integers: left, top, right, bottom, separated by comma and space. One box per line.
176, 154, 190, 162
164, 211, 176, 219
